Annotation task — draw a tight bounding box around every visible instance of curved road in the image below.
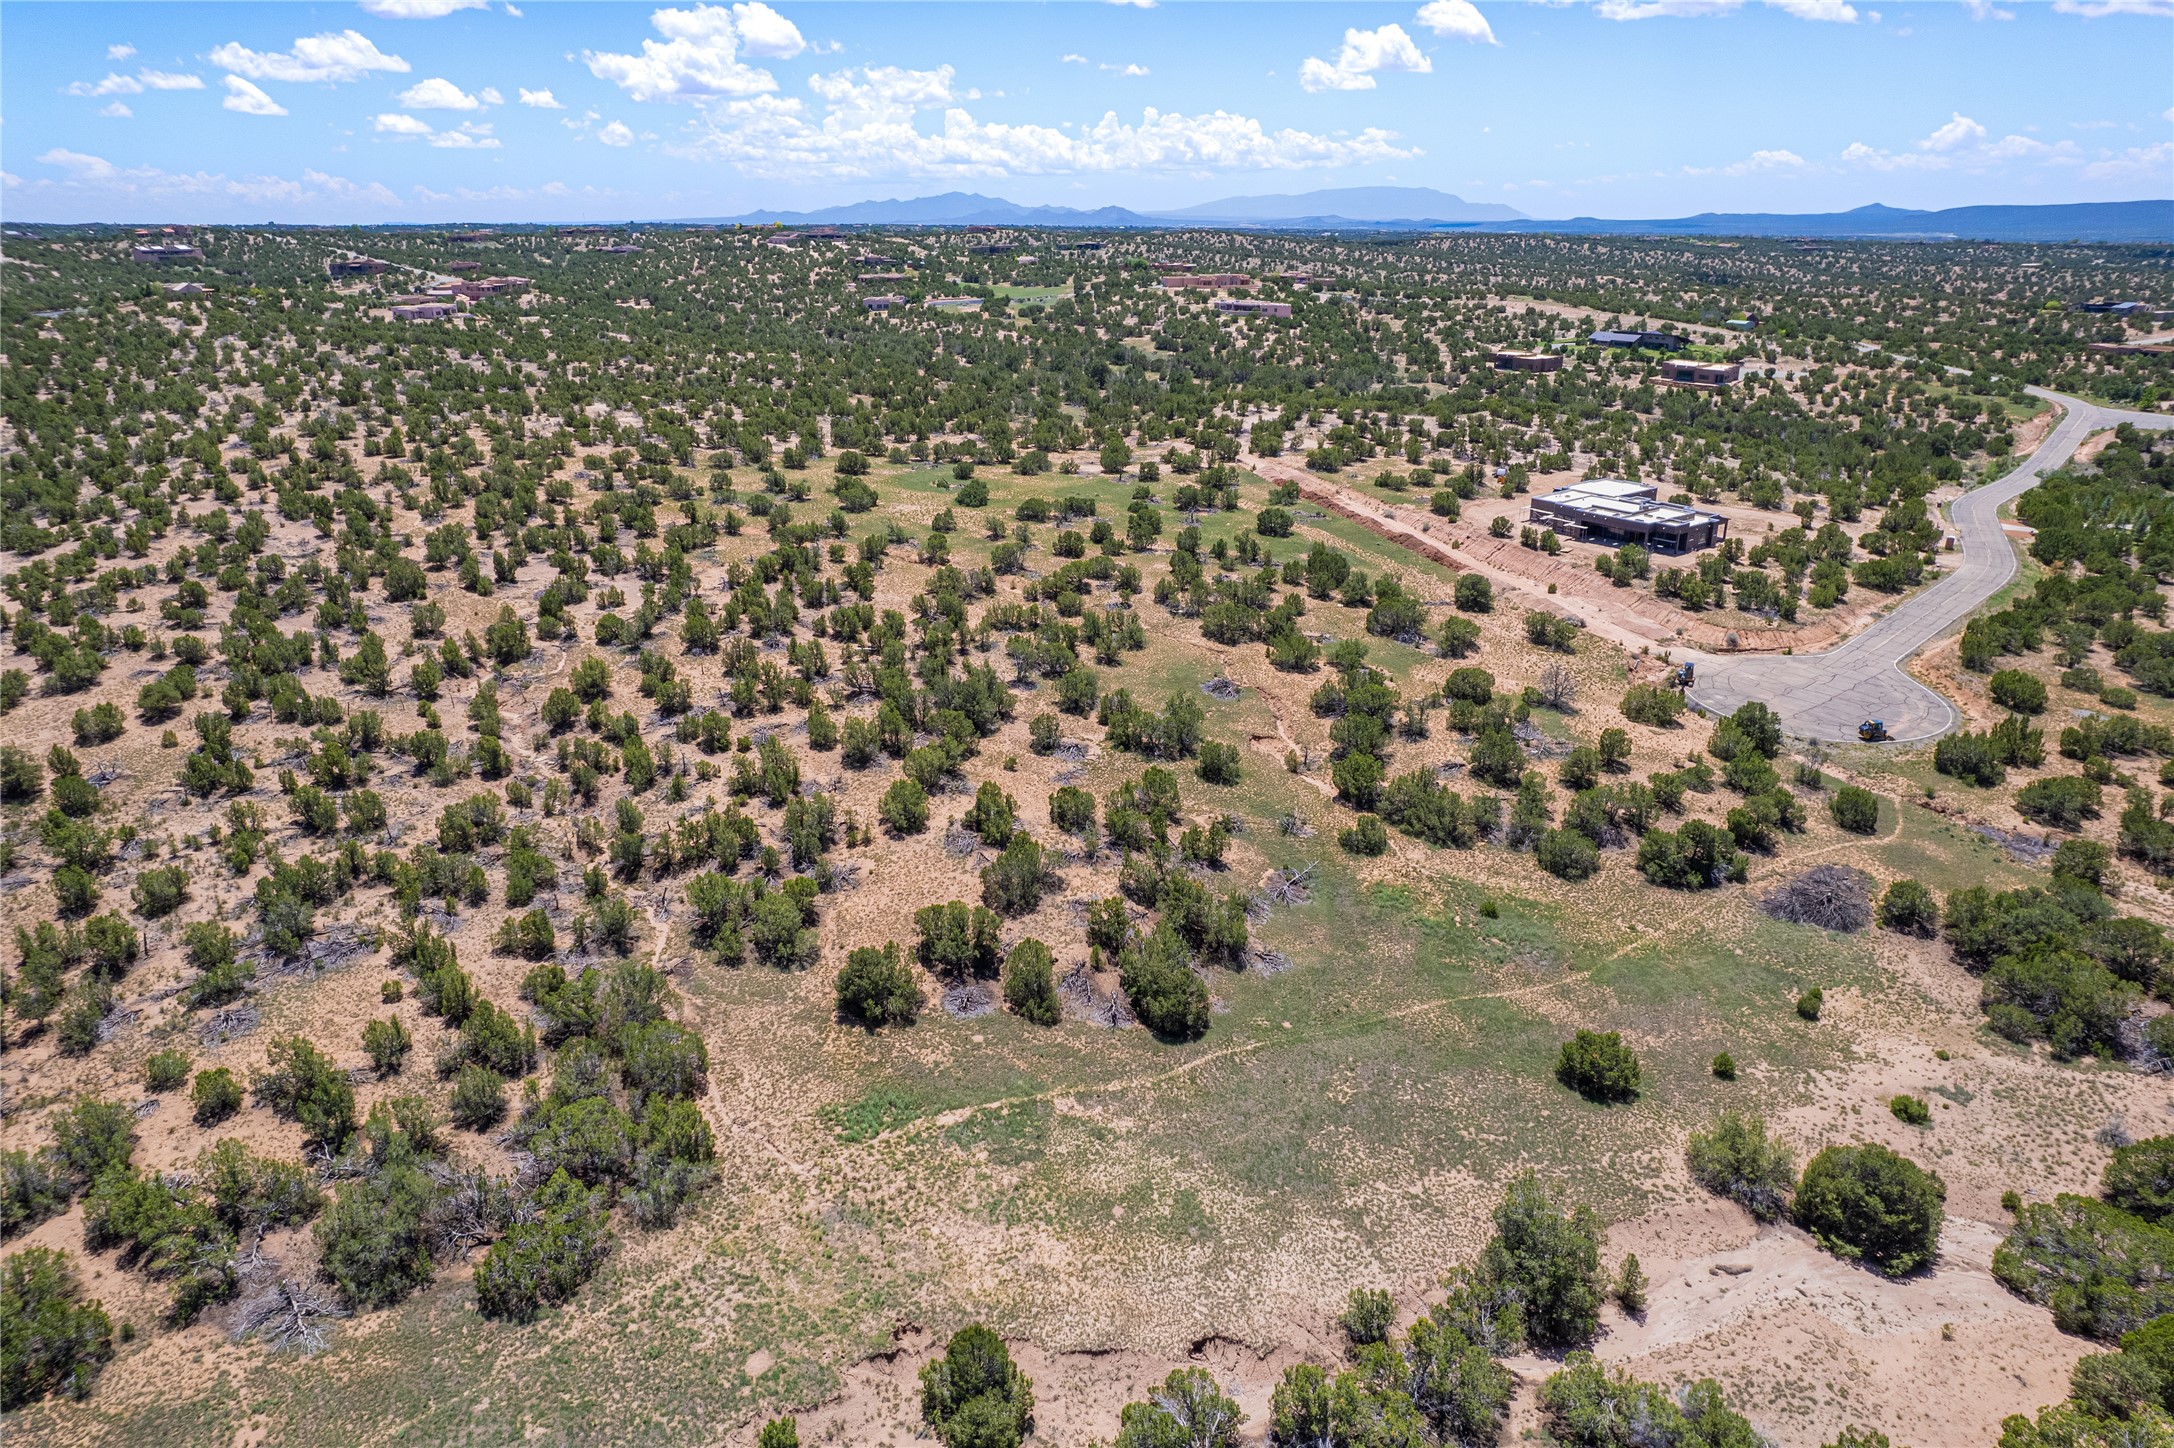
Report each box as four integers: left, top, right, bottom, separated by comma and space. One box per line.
1686, 388, 2174, 743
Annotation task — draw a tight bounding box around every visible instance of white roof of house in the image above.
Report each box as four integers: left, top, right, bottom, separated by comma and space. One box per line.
1553, 478, 1653, 501
1541, 478, 1720, 530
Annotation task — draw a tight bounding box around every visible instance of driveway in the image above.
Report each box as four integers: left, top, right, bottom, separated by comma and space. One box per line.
1686, 389, 2174, 743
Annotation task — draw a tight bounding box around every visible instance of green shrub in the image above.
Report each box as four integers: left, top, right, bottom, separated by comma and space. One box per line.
1890, 1094, 1932, 1126
1119, 926, 1209, 1041
1540, 1355, 1757, 1448
0, 1248, 113, 1408
2103, 1137, 2174, 1226
474, 1170, 613, 1322
1829, 785, 1881, 835
979, 835, 1048, 917
144, 1048, 190, 1093
1797, 986, 1824, 1021
919, 1323, 1034, 1448
1796, 1143, 1945, 1277
879, 777, 929, 835
1556, 1030, 1641, 1103
1338, 814, 1390, 856
1995, 1194, 2174, 1340
191, 1068, 244, 1126
1537, 827, 1600, 882
1477, 1173, 1605, 1351
362, 1017, 412, 1076
1877, 880, 1941, 937
315, 1157, 440, 1309
1686, 1112, 1797, 1222
0, 1149, 70, 1240
2017, 775, 2105, 831
1711, 1053, 1736, 1081
49, 1098, 135, 1188
1339, 1286, 1395, 1345
253, 1035, 356, 1149
1636, 819, 1746, 890
915, 901, 1002, 979
836, 943, 921, 1027
1991, 669, 2049, 714
1619, 684, 1684, 727
450, 1065, 507, 1131
130, 865, 190, 919
1001, 939, 1059, 1026
1113, 1368, 1239, 1448
1981, 948, 2136, 1058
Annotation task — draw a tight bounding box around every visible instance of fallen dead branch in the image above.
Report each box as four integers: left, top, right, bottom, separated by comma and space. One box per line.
1760, 863, 1872, 933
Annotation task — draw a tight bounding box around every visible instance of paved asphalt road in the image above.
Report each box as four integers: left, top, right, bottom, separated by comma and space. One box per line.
1686, 389, 2174, 743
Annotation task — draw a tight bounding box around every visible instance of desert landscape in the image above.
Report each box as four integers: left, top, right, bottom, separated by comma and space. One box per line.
3, 212, 2173, 1448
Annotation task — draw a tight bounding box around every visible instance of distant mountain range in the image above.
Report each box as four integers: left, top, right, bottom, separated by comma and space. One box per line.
697, 190, 2169, 243
1488, 200, 2171, 244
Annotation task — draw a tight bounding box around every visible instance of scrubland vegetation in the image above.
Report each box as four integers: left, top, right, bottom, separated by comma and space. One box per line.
1, 223, 2170, 1445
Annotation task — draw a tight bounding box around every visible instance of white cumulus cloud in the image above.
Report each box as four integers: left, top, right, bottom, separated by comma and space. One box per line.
2053, 0, 2174, 15
2081, 140, 2174, 180
732, 2, 807, 58
1921, 111, 1986, 152
107, 43, 137, 60
209, 30, 409, 85
809, 65, 960, 120
675, 86, 1416, 181
100, 102, 134, 118
9, 158, 403, 219
1300, 22, 1432, 92
586, 4, 804, 101
38, 148, 120, 180
1595, 0, 1858, 20
65, 73, 144, 97
223, 76, 290, 116
1840, 113, 2079, 172
399, 76, 482, 109
1061, 53, 1089, 65
139, 70, 206, 90
359, 0, 489, 16
429, 124, 503, 148
375, 112, 436, 135
479, 86, 503, 104
1415, 0, 1498, 43
598, 119, 636, 145
519, 87, 564, 107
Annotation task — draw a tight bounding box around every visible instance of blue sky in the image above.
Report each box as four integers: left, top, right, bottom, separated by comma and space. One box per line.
3, 0, 2169, 223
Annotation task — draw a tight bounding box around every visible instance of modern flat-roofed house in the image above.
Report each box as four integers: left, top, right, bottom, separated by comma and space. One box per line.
134, 244, 204, 263
1491, 350, 1563, 373
926, 295, 984, 311
392, 301, 457, 321
1529, 478, 1727, 555
1659, 359, 1743, 389
1214, 299, 1293, 318
862, 294, 907, 311
327, 257, 388, 277
1589, 329, 1688, 351
1160, 274, 1255, 292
